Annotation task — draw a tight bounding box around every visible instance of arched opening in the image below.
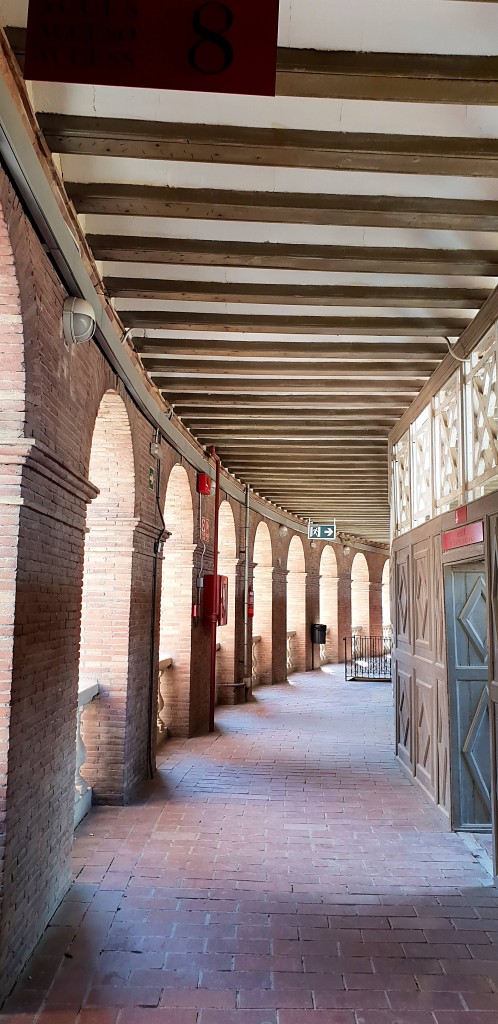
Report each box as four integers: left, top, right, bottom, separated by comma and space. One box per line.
382, 559, 391, 634
287, 535, 306, 673
79, 390, 136, 804
351, 552, 370, 636
216, 500, 237, 702
252, 521, 273, 686
158, 465, 194, 738
319, 546, 339, 663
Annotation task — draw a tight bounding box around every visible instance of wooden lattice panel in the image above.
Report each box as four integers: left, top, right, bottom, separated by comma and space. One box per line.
434, 370, 462, 513
411, 406, 432, 527
466, 328, 498, 496
393, 431, 411, 535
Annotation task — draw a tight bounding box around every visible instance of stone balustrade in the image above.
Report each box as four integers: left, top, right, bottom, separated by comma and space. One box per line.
74, 683, 99, 828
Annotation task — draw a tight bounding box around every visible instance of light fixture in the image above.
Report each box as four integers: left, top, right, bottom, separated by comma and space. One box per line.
63, 297, 96, 344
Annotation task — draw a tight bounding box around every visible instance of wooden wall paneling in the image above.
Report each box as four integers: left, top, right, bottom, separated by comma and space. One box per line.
414, 667, 436, 800
395, 546, 412, 653
436, 674, 451, 815
396, 663, 413, 770
413, 540, 432, 660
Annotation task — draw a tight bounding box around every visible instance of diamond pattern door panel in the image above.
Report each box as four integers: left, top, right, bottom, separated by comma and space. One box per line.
445, 561, 491, 829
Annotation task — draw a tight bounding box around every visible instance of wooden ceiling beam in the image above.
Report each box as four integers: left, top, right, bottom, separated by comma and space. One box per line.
110, 278, 488, 309
171, 395, 407, 410
9, 29, 498, 104
39, 113, 498, 177
71, 185, 498, 235
90, 235, 498, 275
137, 340, 446, 359
156, 379, 419, 395
144, 360, 434, 380
127, 310, 467, 335
276, 48, 498, 104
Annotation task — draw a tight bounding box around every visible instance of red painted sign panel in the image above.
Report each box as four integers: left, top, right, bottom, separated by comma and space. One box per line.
25, 0, 280, 96
442, 520, 484, 552
454, 506, 468, 526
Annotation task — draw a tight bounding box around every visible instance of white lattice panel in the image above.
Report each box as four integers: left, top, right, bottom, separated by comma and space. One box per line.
434, 370, 462, 513
466, 326, 498, 498
411, 405, 432, 527
393, 431, 411, 535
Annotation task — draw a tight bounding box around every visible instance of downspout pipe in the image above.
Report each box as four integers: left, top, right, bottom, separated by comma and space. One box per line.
243, 483, 251, 690
209, 445, 221, 733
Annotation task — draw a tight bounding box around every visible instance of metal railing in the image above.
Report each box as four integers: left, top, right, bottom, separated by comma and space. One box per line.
344, 635, 392, 682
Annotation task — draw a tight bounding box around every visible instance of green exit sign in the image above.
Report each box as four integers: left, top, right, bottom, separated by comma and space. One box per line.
308, 522, 336, 541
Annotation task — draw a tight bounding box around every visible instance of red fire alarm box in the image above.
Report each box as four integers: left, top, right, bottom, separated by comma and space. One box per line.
203, 575, 229, 625
197, 473, 212, 495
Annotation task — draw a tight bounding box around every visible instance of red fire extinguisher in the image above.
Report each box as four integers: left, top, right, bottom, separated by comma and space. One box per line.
248, 584, 254, 618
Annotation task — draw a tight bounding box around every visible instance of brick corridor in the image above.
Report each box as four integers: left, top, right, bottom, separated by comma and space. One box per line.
3, 668, 498, 1023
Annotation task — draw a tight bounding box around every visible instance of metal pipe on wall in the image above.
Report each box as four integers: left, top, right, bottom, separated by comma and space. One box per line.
209, 446, 221, 733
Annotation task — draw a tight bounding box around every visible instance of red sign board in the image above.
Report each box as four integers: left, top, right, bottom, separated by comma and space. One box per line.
455, 506, 468, 526
25, 0, 280, 96
201, 516, 210, 544
442, 520, 484, 553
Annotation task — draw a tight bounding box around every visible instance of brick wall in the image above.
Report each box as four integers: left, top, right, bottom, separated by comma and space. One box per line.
286, 535, 307, 672
252, 521, 274, 686
351, 551, 371, 635
319, 546, 339, 662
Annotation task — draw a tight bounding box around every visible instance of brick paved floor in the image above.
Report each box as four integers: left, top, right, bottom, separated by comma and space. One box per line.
3, 667, 498, 1023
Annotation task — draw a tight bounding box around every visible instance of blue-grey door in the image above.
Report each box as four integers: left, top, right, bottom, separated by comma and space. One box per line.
445, 561, 491, 829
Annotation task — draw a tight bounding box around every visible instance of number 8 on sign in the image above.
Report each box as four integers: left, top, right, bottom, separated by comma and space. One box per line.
189, 3, 234, 75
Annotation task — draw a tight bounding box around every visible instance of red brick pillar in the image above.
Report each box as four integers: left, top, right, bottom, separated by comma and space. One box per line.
0, 440, 96, 1004
306, 564, 320, 670
337, 560, 352, 664
272, 566, 288, 684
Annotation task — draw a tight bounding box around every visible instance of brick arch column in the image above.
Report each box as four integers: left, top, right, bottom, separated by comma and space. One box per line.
252, 521, 274, 686
216, 500, 238, 701
351, 552, 370, 636
78, 390, 137, 804
0, 190, 97, 1002
159, 464, 195, 737
365, 553, 390, 639
287, 535, 307, 673
319, 546, 339, 663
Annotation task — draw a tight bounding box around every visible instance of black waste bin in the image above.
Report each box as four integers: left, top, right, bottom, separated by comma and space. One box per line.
311, 623, 327, 645
311, 623, 327, 669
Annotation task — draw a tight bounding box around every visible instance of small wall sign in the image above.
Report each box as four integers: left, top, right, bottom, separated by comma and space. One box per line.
201, 516, 210, 544
149, 467, 155, 491
25, 0, 280, 96
455, 506, 468, 526
442, 520, 484, 552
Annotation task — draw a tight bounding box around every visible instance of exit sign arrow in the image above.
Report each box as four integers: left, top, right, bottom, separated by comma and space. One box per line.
308, 521, 336, 541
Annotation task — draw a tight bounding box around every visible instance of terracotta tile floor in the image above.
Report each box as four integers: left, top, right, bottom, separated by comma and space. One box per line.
3, 667, 498, 1023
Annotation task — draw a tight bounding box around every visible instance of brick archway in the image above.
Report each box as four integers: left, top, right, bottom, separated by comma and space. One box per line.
79, 389, 136, 803
351, 552, 370, 636
216, 500, 237, 700
319, 546, 339, 663
287, 535, 306, 673
159, 465, 194, 737
253, 521, 273, 686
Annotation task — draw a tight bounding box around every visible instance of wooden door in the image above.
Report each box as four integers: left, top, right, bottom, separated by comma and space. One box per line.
445, 560, 491, 830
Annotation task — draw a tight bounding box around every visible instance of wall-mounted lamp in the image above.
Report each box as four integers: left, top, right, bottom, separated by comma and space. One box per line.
63, 297, 96, 344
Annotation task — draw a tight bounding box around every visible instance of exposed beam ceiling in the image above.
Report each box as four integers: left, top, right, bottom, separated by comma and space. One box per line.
8, 0, 498, 542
